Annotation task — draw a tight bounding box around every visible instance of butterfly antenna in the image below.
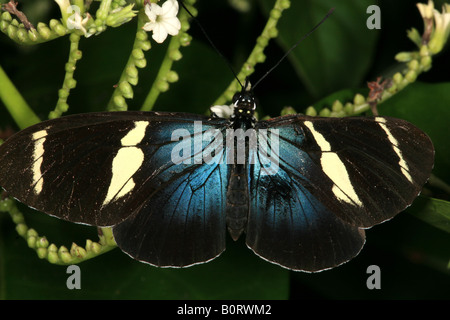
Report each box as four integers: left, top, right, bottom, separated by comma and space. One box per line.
252, 8, 335, 89
179, 1, 244, 90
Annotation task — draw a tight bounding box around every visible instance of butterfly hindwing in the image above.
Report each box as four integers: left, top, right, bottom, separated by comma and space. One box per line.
245, 115, 433, 271
112, 120, 230, 267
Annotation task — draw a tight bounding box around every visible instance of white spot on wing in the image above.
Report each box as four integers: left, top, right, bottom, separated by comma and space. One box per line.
304, 121, 363, 207
375, 117, 413, 183
103, 121, 148, 206
31, 129, 48, 194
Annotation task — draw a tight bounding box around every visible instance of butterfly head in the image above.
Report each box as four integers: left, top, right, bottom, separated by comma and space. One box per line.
231, 78, 257, 125
232, 90, 256, 118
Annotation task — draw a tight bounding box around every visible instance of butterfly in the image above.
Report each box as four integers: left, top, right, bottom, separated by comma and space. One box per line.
0, 84, 434, 272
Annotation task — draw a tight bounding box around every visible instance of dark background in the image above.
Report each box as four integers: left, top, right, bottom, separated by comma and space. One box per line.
0, 0, 449, 299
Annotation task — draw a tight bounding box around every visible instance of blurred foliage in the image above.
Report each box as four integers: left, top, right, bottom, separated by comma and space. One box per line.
0, 0, 449, 299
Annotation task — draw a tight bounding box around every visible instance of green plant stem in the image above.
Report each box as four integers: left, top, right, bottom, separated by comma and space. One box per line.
213, 0, 291, 106
0, 197, 117, 265
141, 36, 180, 111
0, 65, 40, 129
49, 33, 82, 119
107, 10, 148, 111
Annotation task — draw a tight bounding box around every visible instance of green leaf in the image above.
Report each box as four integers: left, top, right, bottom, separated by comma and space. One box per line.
408, 196, 450, 234
260, 0, 379, 98
378, 82, 450, 180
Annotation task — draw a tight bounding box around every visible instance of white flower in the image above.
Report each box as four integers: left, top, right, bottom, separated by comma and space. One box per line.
67, 9, 92, 37
54, 0, 71, 11
417, 1, 450, 53
430, 4, 450, 52
417, 0, 434, 19
210, 104, 234, 119
143, 0, 181, 43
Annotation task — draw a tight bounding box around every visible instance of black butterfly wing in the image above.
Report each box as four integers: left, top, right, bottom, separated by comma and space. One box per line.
246, 115, 434, 272
112, 119, 230, 267
0, 111, 230, 267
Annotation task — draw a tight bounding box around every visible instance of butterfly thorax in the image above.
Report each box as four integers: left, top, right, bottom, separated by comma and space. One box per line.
230, 90, 256, 130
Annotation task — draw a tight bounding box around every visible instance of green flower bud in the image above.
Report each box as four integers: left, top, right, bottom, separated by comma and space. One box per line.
71, 243, 87, 258
280, 106, 297, 116
270, 9, 282, 20
331, 100, 344, 112
71, 49, 83, 61
319, 108, 331, 117
7, 24, 18, 39
91, 242, 102, 254
406, 28, 422, 47
405, 69, 417, 83
105, 5, 137, 28
408, 59, 419, 71
133, 58, 145, 69
27, 228, 38, 237
28, 29, 38, 42
37, 247, 48, 259
420, 55, 432, 69
59, 88, 70, 99
10, 211, 24, 224
113, 95, 127, 109
166, 70, 179, 83
27, 236, 37, 248
268, 27, 278, 38
344, 102, 354, 115
66, 78, 77, 89
132, 48, 144, 60
119, 81, 133, 98
1, 11, 12, 22
36, 237, 49, 248
57, 102, 69, 113
47, 251, 60, 264
179, 33, 192, 47
17, 28, 28, 42
55, 24, 67, 36
281, 0, 291, 9
139, 40, 151, 51
395, 51, 414, 62
0, 20, 9, 33
126, 65, 138, 79
37, 22, 52, 40
16, 223, 28, 236
157, 80, 169, 92
392, 72, 403, 84
59, 246, 72, 263
169, 49, 183, 61
136, 30, 148, 42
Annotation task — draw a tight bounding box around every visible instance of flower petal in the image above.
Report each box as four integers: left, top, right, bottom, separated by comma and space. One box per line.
161, 0, 179, 17
161, 17, 181, 35
145, 3, 161, 22
152, 24, 169, 43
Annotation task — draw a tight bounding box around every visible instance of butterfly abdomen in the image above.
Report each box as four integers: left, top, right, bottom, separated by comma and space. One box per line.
226, 163, 249, 241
